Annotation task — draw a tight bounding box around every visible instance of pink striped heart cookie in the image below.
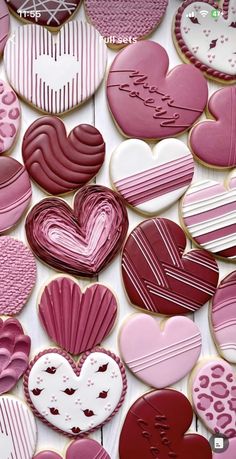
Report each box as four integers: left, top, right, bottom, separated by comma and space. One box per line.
0, 395, 37, 459
110, 139, 194, 215
119, 314, 201, 388
4, 22, 107, 115
191, 359, 236, 438
181, 175, 236, 260
211, 271, 236, 363
34, 439, 111, 459
24, 348, 127, 437
0, 1, 9, 55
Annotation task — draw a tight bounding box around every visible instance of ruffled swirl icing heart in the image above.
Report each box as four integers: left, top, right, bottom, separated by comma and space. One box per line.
25, 185, 129, 277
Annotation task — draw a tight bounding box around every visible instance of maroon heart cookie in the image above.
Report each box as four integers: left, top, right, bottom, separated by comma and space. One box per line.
122, 217, 219, 315
6, 1, 82, 29
119, 389, 212, 459
39, 276, 117, 354
22, 117, 105, 195
25, 185, 129, 277
34, 438, 111, 459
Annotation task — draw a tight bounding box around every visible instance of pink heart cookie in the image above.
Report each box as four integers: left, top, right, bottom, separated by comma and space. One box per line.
181, 175, 236, 260
4, 22, 107, 115
0, 317, 31, 395
24, 348, 127, 437
119, 314, 201, 388
192, 359, 236, 438
0, 80, 21, 154
107, 40, 208, 140
0, 236, 37, 315
0, 1, 9, 55
190, 87, 236, 168
34, 439, 111, 459
39, 276, 118, 354
211, 271, 236, 363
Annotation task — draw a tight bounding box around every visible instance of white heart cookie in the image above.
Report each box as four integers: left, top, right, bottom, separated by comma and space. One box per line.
110, 139, 194, 215
4, 22, 107, 114
0, 395, 37, 459
24, 349, 127, 437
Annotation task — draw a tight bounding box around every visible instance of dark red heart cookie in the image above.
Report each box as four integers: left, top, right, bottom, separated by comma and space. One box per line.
122, 217, 219, 315
119, 389, 212, 459
22, 117, 105, 195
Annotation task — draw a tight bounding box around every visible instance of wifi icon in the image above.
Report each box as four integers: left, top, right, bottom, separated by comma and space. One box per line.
200, 10, 209, 17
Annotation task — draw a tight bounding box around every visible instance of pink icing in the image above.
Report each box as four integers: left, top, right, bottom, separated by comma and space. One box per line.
0, 236, 36, 315
213, 437, 236, 459
192, 360, 236, 438
107, 40, 208, 140
0, 318, 31, 395
0, 2, 9, 55
119, 314, 201, 388
0, 80, 21, 154
34, 439, 111, 459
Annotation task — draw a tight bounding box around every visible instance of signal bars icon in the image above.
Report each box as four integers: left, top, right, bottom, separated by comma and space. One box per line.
186, 11, 195, 17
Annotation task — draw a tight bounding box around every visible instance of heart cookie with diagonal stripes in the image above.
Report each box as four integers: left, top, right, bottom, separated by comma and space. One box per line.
122, 217, 219, 315
181, 176, 236, 260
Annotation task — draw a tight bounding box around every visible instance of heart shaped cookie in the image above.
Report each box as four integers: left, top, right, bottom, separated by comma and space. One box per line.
22, 117, 105, 195
211, 271, 236, 363
119, 314, 201, 388
106, 40, 208, 140
122, 217, 219, 315
191, 359, 236, 438
174, 0, 236, 83
24, 348, 127, 437
119, 389, 212, 459
34, 439, 111, 459
0, 1, 9, 55
6, 1, 82, 29
84, 0, 168, 48
110, 138, 194, 215
0, 80, 21, 154
190, 87, 236, 168
181, 175, 236, 259
39, 276, 117, 354
0, 318, 31, 395
4, 22, 107, 115
0, 236, 37, 315
25, 185, 128, 277
0, 395, 37, 459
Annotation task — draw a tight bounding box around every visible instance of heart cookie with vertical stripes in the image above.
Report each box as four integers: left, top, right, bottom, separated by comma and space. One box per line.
4, 21, 107, 115
110, 139, 194, 215
119, 314, 201, 388
181, 176, 236, 260
122, 217, 219, 315
0, 395, 37, 459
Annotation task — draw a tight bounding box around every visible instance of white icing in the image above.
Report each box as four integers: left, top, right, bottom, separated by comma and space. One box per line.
28, 351, 124, 435
180, 1, 236, 76
110, 138, 194, 215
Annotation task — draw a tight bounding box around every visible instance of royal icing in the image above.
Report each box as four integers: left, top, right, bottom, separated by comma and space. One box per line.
119, 389, 212, 459
39, 277, 118, 354
22, 117, 105, 195
0, 1, 9, 55
25, 185, 128, 277
211, 271, 236, 363
106, 40, 208, 140
0, 80, 21, 154
24, 349, 127, 437
190, 87, 236, 168
6, 1, 81, 28
4, 22, 107, 115
192, 359, 236, 438
122, 217, 219, 315
84, 0, 168, 47
181, 177, 236, 259
0, 395, 37, 459
0, 318, 30, 395
0, 236, 36, 316
0, 157, 32, 233
119, 314, 201, 388
34, 439, 111, 459
110, 138, 194, 215
174, 0, 236, 82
